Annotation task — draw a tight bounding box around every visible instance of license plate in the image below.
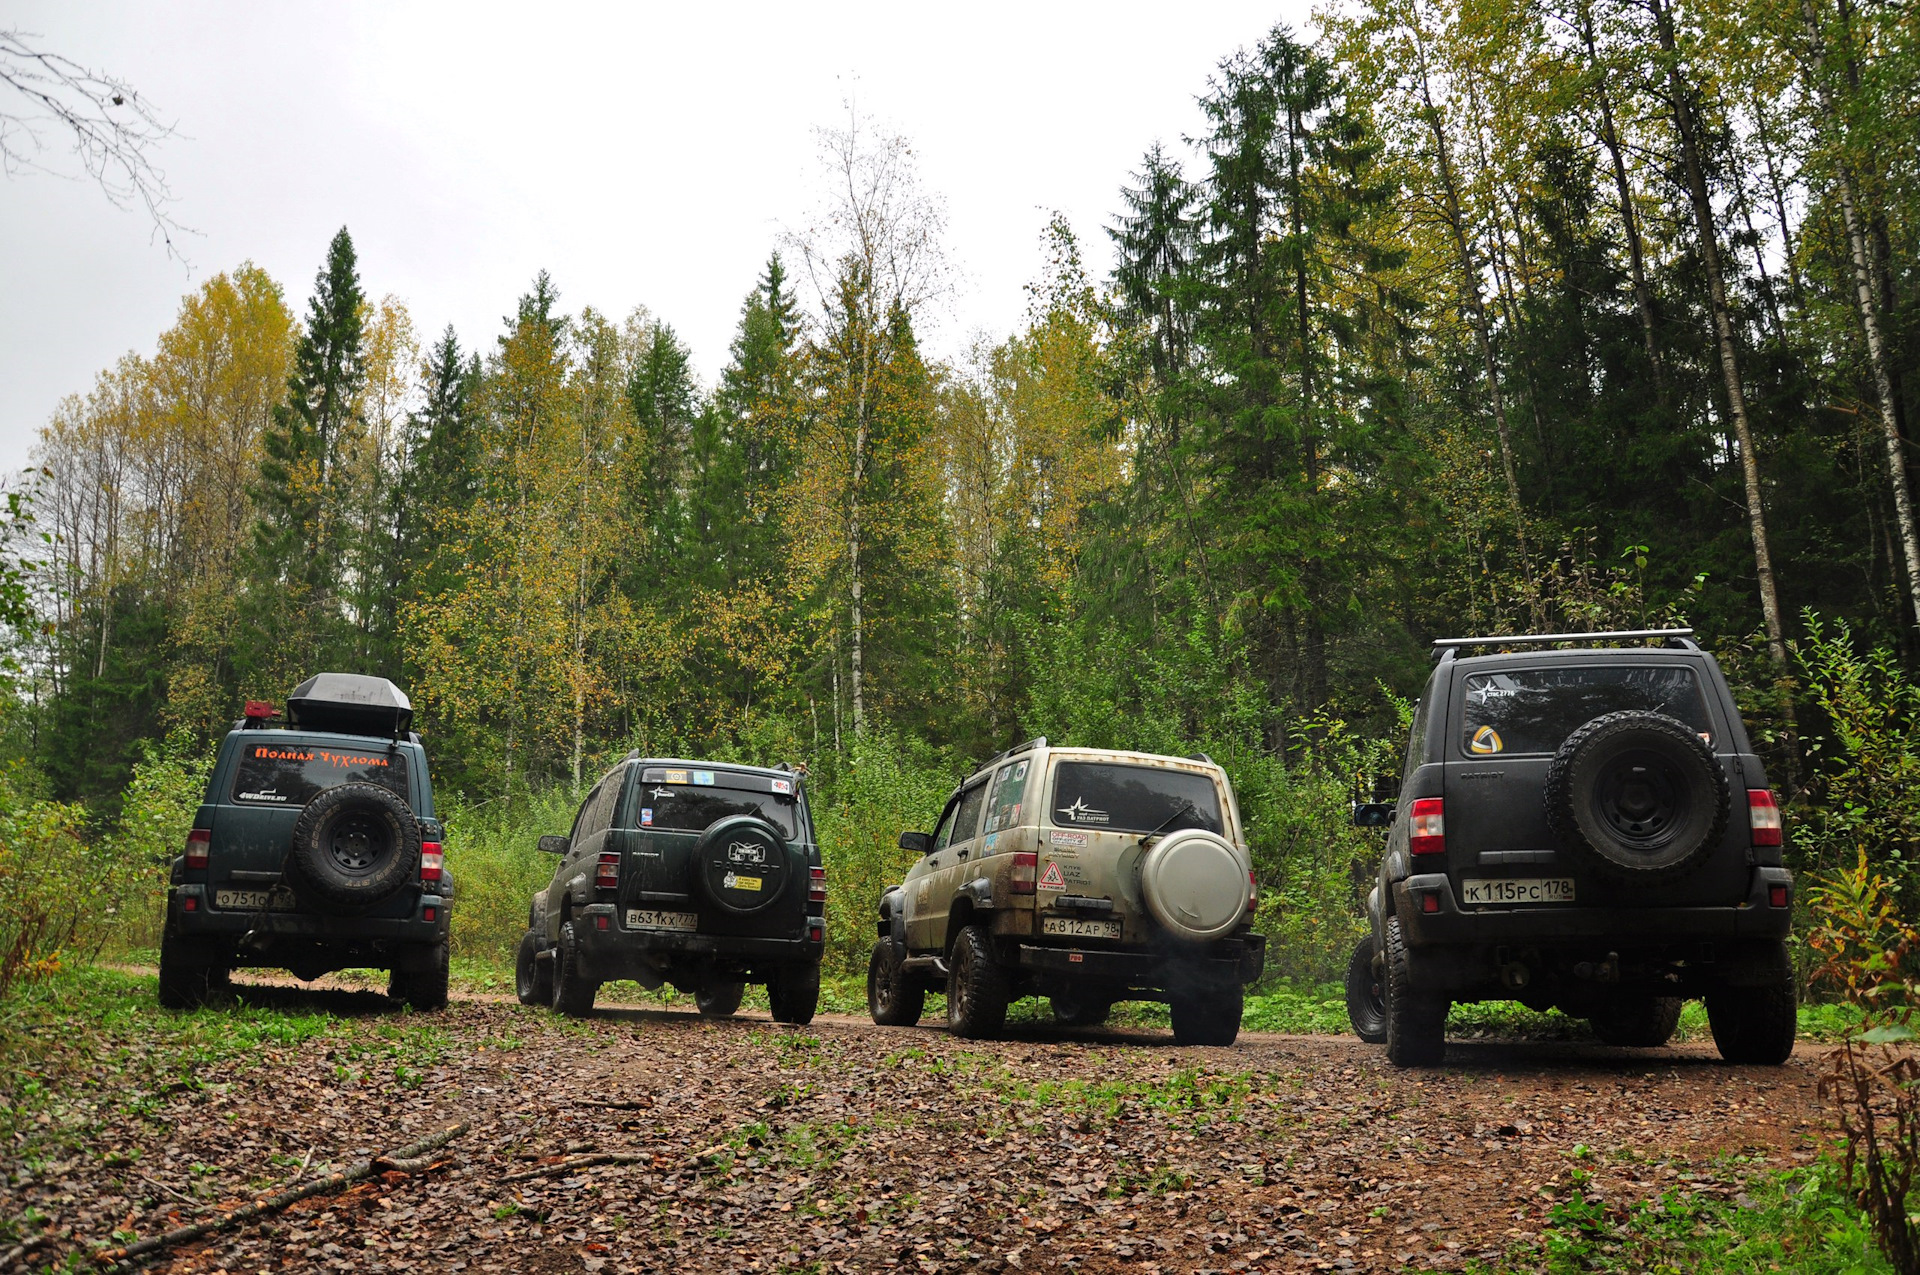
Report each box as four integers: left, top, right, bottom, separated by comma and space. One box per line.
625, 909, 698, 932
1041, 916, 1121, 939
213, 888, 295, 911
1461, 877, 1575, 906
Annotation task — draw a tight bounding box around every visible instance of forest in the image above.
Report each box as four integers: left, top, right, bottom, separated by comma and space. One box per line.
2, 0, 1919, 992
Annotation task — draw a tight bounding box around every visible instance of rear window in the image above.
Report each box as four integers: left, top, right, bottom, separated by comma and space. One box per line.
637, 784, 800, 839
1049, 762, 1224, 836
231, 742, 410, 807
1461, 666, 1712, 756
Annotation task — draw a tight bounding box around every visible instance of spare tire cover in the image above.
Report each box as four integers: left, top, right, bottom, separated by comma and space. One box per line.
1545, 710, 1729, 884
1139, 828, 1247, 942
695, 814, 790, 914
286, 782, 421, 912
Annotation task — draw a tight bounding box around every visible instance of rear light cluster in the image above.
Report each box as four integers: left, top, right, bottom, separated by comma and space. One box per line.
1747, 790, 1783, 847
419, 841, 444, 883
807, 866, 827, 905
1011, 852, 1037, 895
184, 828, 210, 870
1769, 884, 1790, 908
1409, 798, 1446, 856
595, 852, 620, 890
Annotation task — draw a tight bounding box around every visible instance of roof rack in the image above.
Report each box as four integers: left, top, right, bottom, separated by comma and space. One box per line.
1433, 628, 1698, 662
978, 736, 1047, 772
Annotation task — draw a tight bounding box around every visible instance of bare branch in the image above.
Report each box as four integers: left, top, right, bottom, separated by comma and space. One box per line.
0, 28, 189, 257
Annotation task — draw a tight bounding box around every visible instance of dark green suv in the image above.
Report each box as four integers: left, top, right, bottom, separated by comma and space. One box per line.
158, 674, 450, 1010
516, 757, 825, 1023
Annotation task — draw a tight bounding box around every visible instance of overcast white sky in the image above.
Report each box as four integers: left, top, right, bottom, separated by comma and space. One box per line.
0, 2, 1313, 473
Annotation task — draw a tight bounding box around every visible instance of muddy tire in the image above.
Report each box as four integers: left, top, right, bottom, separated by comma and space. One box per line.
1384, 917, 1447, 1067
1050, 990, 1112, 1028
1589, 994, 1683, 1047
868, 941, 925, 1027
1345, 935, 1388, 1044
696, 981, 745, 1018
551, 920, 598, 1018
946, 924, 1009, 1040
390, 940, 449, 1012
1706, 964, 1796, 1065
1170, 986, 1243, 1046
157, 934, 216, 1010
768, 963, 820, 1026
514, 930, 552, 1006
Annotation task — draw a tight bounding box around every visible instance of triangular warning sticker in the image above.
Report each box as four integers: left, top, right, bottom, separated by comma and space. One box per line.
1038, 861, 1065, 889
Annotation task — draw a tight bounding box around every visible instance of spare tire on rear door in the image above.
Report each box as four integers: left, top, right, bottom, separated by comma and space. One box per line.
1138, 828, 1248, 943
286, 782, 421, 911
695, 814, 790, 914
1544, 711, 1728, 885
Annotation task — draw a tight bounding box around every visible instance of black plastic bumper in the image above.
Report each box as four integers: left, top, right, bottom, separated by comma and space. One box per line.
1392, 866, 1794, 946
570, 904, 823, 982
1014, 932, 1265, 988
167, 884, 449, 942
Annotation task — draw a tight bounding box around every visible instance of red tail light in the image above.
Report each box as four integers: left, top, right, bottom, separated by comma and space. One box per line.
807, 865, 826, 905
595, 851, 620, 889
808, 924, 823, 943
184, 828, 210, 870
1748, 790, 1782, 847
1768, 884, 1790, 908
1011, 852, 1037, 895
1409, 798, 1446, 856
420, 841, 444, 883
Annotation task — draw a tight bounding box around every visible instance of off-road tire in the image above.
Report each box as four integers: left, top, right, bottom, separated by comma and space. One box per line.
157, 934, 215, 1010
514, 930, 552, 1006
1706, 965, 1797, 1065
390, 940, 449, 1012
285, 782, 422, 911
697, 981, 746, 1018
1050, 991, 1112, 1028
767, 963, 821, 1026
1589, 994, 1684, 1047
1170, 986, 1243, 1046
551, 920, 599, 1018
1345, 935, 1388, 1044
868, 940, 925, 1027
946, 924, 1009, 1040
1384, 917, 1447, 1066
1545, 712, 1728, 885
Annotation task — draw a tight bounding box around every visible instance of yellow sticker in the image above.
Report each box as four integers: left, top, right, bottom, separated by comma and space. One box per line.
663, 770, 689, 783
1470, 725, 1504, 755
724, 873, 762, 892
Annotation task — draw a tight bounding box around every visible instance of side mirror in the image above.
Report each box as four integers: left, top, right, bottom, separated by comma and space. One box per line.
1351, 803, 1395, 829
538, 834, 570, 855
898, 831, 933, 855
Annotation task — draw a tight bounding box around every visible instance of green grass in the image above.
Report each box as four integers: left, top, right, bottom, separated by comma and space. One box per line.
1470, 1157, 1891, 1274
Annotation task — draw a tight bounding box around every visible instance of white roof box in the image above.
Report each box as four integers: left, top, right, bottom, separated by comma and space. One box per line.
285, 673, 414, 737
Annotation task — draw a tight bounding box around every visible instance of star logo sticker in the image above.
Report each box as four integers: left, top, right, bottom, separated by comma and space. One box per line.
1057, 798, 1109, 824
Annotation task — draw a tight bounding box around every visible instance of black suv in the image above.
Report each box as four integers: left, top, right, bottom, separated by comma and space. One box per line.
159, 674, 451, 1010
1345, 629, 1795, 1066
516, 757, 825, 1024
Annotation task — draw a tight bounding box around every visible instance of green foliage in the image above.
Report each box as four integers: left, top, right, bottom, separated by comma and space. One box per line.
1794, 614, 1920, 883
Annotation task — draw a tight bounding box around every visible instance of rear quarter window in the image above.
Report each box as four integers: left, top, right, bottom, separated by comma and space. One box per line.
1460, 665, 1712, 756
231, 742, 410, 807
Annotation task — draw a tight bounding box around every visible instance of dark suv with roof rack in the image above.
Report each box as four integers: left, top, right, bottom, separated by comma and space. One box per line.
516, 757, 825, 1023
1344, 629, 1795, 1067
158, 674, 450, 1011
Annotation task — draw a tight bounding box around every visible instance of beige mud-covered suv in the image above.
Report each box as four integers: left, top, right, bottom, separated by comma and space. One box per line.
866, 738, 1265, 1045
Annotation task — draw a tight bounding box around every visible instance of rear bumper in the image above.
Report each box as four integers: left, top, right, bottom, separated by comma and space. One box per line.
570, 903, 823, 982
1013, 931, 1265, 990
164, 884, 449, 968
1392, 867, 1794, 946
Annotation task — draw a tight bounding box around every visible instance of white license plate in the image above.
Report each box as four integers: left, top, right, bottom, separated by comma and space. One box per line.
625, 909, 698, 932
213, 888, 294, 911
1461, 877, 1576, 906
1041, 916, 1121, 939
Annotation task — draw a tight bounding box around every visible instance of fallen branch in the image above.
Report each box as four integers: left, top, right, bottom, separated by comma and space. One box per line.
579, 1098, 655, 1110
500, 1152, 650, 1183
91, 1121, 469, 1272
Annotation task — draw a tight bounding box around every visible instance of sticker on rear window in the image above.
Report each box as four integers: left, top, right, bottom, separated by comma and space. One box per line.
640, 807, 653, 827
1470, 726, 1504, 755
772, 778, 792, 794
692, 770, 715, 786
664, 770, 689, 784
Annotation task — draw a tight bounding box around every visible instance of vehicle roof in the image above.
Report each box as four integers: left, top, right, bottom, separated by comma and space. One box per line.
964, 745, 1227, 782
625, 757, 805, 782
224, 726, 423, 748
1444, 645, 1712, 672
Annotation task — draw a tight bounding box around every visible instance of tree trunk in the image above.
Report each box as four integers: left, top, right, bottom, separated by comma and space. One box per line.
1650, 0, 1794, 693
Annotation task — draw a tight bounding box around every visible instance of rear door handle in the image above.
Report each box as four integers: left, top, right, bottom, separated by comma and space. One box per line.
957, 848, 970, 861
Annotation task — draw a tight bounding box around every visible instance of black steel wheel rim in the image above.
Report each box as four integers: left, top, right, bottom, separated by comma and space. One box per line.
1593, 749, 1687, 851
327, 813, 390, 874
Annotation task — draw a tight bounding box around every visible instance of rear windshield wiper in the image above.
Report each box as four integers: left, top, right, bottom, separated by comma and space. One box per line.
1137, 798, 1197, 846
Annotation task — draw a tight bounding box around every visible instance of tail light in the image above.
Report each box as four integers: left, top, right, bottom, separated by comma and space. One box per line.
809, 924, 824, 943
808, 865, 826, 905
1768, 884, 1790, 908
1748, 790, 1783, 847
184, 828, 210, 870
1011, 852, 1037, 895
595, 852, 620, 890
1409, 798, 1446, 856
419, 841, 444, 883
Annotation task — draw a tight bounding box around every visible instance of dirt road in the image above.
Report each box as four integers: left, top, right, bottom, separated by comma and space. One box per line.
4, 978, 1830, 1274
